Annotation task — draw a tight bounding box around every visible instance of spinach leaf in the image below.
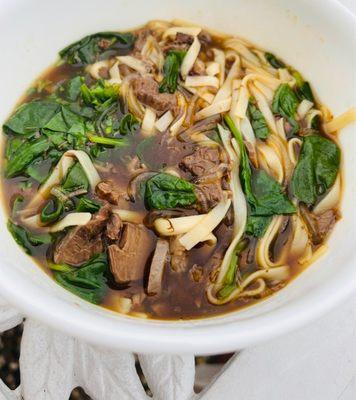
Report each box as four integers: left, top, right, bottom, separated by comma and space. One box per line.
217, 239, 249, 300
292, 71, 315, 103
224, 116, 255, 205
145, 173, 197, 210
159, 51, 186, 94
76, 198, 101, 213
59, 32, 135, 65
251, 170, 296, 216
40, 198, 64, 224
87, 135, 129, 148
272, 84, 299, 119
119, 113, 139, 135
7, 220, 52, 255
45, 105, 86, 135
265, 52, 285, 69
245, 215, 272, 238
291, 134, 340, 205
247, 101, 269, 140
6, 137, 53, 178
4, 101, 59, 135
62, 162, 89, 191
224, 116, 296, 238
52, 253, 108, 304
63, 76, 84, 101
81, 81, 120, 110
272, 83, 300, 134
26, 161, 49, 183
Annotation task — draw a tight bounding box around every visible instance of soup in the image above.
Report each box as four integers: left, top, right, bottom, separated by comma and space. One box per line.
1, 20, 353, 320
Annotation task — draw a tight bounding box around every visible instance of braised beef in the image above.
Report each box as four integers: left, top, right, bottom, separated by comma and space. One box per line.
54, 205, 111, 266
147, 238, 169, 295
162, 32, 193, 53
132, 76, 177, 114
108, 223, 155, 283
180, 146, 220, 177
176, 32, 194, 45
301, 206, 338, 245
195, 182, 224, 212
190, 59, 206, 76
106, 213, 123, 241
96, 180, 127, 206
170, 236, 188, 272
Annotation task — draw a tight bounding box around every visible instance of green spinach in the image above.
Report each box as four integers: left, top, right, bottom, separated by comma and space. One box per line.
119, 113, 139, 135
76, 198, 101, 213
159, 51, 186, 94
5, 136, 53, 178
292, 71, 315, 102
81, 81, 120, 110
7, 220, 52, 255
291, 134, 340, 205
52, 253, 109, 304
59, 32, 135, 65
4, 101, 59, 135
40, 198, 64, 224
247, 101, 269, 140
145, 173, 197, 210
62, 162, 89, 191
265, 52, 286, 69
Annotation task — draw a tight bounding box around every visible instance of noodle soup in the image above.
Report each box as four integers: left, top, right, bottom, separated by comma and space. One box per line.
1, 20, 353, 319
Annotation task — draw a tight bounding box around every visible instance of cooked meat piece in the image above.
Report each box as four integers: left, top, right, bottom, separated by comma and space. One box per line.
96, 180, 127, 206
190, 264, 204, 282
106, 213, 123, 241
108, 223, 154, 283
132, 76, 177, 114
170, 235, 188, 272
162, 32, 193, 53
195, 182, 224, 212
198, 31, 212, 48
176, 32, 194, 45
147, 239, 169, 295
118, 63, 133, 77
180, 146, 220, 177
133, 28, 151, 53
190, 58, 206, 76
54, 205, 111, 266
301, 206, 338, 245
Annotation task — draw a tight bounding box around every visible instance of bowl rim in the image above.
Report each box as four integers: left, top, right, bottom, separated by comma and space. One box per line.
0, 0, 355, 355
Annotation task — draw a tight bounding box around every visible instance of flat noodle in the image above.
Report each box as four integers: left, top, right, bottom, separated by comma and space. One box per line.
323, 108, 356, 134
181, 36, 201, 78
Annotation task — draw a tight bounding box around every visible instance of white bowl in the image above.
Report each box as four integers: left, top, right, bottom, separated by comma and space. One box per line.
0, 0, 355, 355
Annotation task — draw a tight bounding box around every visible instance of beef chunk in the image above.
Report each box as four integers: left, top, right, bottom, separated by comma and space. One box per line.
96, 180, 127, 206
108, 223, 154, 283
176, 32, 194, 45
106, 213, 123, 241
169, 236, 188, 272
190, 59, 206, 76
147, 238, 169, 295
54, 205, 111, 266
301, 207, 338, 245
198, 31, 212, 49
180, 146, 220, 177
162, 32, 193, 53
132, 76, 177, 114
195, 182, 224, 212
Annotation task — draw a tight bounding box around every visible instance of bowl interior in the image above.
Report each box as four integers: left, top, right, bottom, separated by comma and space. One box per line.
0, 0, 355, 354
